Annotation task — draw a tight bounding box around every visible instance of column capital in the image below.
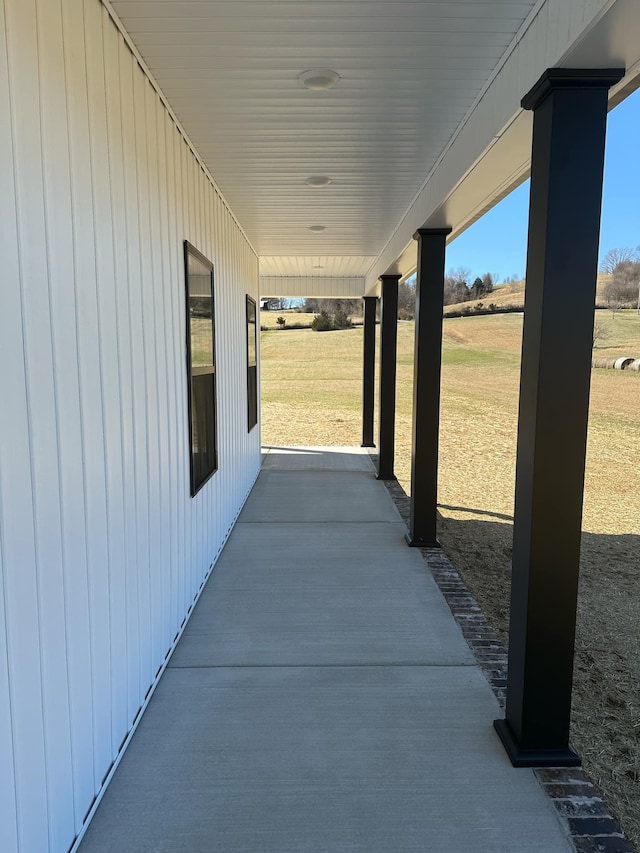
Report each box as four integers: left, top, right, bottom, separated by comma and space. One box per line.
521, 68, 624, 111
379, 273, 402, 282
413, 227, 452, 241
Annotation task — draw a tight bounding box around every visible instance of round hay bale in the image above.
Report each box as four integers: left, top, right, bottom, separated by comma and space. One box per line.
629, 359, 640, 372
614, 357, 635, 370
592, 357, 617, 370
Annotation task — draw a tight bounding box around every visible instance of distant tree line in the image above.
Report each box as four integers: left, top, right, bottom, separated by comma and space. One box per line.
600, 247, 640, 312
257, 298, 363, 332
263, 249, 640, 329
260, 297, 367, 316
443, 269, 495, 306
300, 297, 363, 317
397, 269, 500, 319
263, 268, 512, 326
261, 297, 308, 311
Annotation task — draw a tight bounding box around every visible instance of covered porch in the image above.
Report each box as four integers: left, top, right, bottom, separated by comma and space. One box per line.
79, 446, 576, 852
2, 1, 639, 850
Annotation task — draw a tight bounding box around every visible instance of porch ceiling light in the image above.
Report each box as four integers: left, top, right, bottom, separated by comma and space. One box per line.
308, 225, 327, 232
313, 264, 325, 269
305, 175, 332, 187
299, 69, 340, 91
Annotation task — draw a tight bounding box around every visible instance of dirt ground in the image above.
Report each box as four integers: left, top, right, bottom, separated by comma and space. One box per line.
260, 312, 640, 848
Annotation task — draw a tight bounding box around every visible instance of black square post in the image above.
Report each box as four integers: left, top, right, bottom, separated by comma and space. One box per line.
361, 296, 378, 448
377, 275, 400, 480
406, 228, 451, 547
494, 68, 624, 767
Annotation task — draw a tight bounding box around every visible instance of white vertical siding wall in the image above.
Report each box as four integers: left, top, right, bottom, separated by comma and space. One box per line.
0, 1, 260, 851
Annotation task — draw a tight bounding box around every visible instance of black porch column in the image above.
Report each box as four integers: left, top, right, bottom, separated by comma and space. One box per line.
377, 275, 400, 480
494, 68, 624, 767
406, 228, 452, 547
361, 296, 378, 448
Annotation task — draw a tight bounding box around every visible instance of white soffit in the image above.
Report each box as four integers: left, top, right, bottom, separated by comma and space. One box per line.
108, 0, 640, 287
259, 256, 376, 278
109, 0, 538, 266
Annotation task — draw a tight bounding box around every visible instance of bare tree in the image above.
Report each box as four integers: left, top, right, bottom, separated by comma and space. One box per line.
592, 315, 610, 348
604, 261, 640, 316
481, 272, 495, 294
447, 266, 472, 286
443, 266, 471, 306
303, 297, 362, 316
599, 246, 639, 274
443, 278, 468, 306
599, 247, 640, 315
398, 280, 416, 319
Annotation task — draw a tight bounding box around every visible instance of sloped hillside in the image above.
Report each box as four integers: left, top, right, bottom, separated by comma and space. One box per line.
443, 274, 613, 316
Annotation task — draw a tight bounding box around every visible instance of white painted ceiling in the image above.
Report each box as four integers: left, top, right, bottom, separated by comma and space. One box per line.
112, 0, 539, 277
259, 256, 376, 277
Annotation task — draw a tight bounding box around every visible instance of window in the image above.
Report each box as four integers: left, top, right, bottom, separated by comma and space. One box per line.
246, 295, 258, 431
184, 241, 217, 496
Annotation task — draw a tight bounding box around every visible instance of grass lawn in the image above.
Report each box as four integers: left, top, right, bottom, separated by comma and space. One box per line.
261, 310, 640, 846
260, 310, 318, 329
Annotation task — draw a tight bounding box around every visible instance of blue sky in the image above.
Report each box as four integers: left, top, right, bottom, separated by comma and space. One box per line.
444, 87, 640, 282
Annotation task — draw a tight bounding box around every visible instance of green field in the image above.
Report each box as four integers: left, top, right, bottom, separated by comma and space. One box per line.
261, 309, 640, 845
259, 310, 318, 329
261, 310, 639, 531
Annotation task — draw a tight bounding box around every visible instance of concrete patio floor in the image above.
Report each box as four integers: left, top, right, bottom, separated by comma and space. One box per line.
80, 446, 573, 852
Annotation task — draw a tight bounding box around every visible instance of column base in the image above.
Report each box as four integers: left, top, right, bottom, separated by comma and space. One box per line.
493, 719, 581, 768
405, 533, 440, 548
376, 472, 396, 481
361, 442, 376, 448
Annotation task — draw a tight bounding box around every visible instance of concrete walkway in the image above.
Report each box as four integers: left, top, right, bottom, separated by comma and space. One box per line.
80, 446, 572, 852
